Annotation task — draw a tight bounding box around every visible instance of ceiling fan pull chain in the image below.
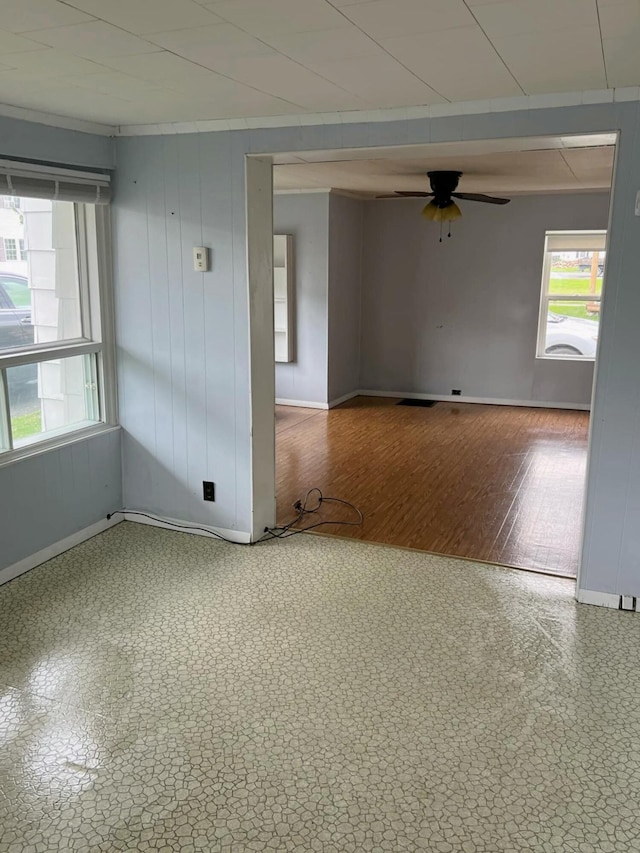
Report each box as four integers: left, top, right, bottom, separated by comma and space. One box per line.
448, 224, 452, 238
439, 220, 443, 243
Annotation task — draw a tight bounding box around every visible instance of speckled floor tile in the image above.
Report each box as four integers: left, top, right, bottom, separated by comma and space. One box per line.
1, 522, 640, 852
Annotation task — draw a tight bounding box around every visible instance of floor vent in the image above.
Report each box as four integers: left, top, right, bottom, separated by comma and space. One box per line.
398, 399, 438, 408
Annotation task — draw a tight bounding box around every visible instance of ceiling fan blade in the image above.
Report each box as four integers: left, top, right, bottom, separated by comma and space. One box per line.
452, 192, 510, 205
394, 191, 434, 197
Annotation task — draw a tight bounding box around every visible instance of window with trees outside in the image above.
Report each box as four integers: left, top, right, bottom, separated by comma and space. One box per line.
0, 161, 115, 458
537, 231, 606, 360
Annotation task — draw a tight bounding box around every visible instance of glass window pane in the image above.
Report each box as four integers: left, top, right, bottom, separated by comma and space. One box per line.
7, 353, 99, 448
549, 249, 605, 298
542, 302, 600, 358
0, 195, 82, 352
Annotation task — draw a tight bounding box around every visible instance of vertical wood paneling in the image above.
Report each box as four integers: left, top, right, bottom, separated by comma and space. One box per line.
114, 137, 154, 508
163, 134, 188, 515
145, 137, 173, 506
199, 133, 237, 529
115, 133, 249, 531
178, 135, 209, 522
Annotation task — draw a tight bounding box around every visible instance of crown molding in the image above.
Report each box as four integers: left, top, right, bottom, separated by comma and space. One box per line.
0, 86, 638, 140
117, 87, 638, 137
0, 101, 115, 137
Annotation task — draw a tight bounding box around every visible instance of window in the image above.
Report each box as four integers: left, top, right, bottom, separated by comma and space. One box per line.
3, 196, 20, 209
537, 231, 606, 360
0, 165, 114, 457
3, 237, 17, 261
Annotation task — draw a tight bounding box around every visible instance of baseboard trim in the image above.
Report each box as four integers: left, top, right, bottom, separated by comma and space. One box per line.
121, 511, 252, 544
577, 588, 621, 608
328, 391, 359, 408
359, 390, 591, 411
275, 398, 328, 409
0, 515, 122, 587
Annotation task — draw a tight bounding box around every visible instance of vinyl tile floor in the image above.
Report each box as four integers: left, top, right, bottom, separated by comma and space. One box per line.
1, 523, 640, 852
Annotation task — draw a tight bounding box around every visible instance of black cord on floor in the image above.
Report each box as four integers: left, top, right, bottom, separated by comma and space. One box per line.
106, 488, 363, 547
264, 488, 364, 540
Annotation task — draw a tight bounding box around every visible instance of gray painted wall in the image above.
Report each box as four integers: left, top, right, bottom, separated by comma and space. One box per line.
0, 116, 119, 576
114, 133, 253, 533
274, 193, 329, 405
112, 99, 640, 599
0, 114, 114, 169
0, 429, 122, 572
360, 192, 609, 405
328, 194, 363, 403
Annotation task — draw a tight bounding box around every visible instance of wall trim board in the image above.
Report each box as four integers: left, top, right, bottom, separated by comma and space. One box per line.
0, 515, 122, 587
329, 391, 359, 408
276, 391, 591, 411
122, 512, 252, 544
0, 102, 115, 137
577, 588, 622, 608
247, 156, 277, 540
359, 390, 591, 411
117, 88, 633, 137
275, 398, 329, 409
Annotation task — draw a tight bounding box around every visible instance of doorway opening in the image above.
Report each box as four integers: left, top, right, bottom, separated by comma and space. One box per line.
258, 133, 617, 578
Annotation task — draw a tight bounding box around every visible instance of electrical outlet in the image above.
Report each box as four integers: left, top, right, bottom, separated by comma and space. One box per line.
452, 389, 461, 396
203, 481, 215, 502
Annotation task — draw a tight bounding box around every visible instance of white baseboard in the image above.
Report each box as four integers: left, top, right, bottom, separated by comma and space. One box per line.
359, 390, 591, 411
328, 391, 359, 409
0, 515, 122, 587
275, 398, 328, 409
120, 511, 252, 544
577, 588, 621, 608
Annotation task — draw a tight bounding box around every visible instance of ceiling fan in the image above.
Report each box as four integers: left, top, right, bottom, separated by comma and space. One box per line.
379, 171, 510, 240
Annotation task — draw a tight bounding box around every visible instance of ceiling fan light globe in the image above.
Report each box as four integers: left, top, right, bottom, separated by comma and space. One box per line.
422, 200, 462, 222
421, 200, 440, 220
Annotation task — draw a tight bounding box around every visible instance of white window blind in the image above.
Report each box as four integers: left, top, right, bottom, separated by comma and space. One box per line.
0, 159, 110, 204
545, 231, 607, 252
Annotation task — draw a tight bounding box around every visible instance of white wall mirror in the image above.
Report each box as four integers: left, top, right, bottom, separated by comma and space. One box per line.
274, 234, 293, 363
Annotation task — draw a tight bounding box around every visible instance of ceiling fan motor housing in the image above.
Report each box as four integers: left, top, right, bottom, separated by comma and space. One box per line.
428, 170, 462, 208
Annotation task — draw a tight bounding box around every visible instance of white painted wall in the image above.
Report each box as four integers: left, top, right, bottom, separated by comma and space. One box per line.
360, 192, 609, 405
328, 194, 363, 404
273, 193, 329, 405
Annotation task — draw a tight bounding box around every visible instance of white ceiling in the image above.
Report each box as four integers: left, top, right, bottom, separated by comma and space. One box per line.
272, 135, 616, 195
0, 0, 637, 129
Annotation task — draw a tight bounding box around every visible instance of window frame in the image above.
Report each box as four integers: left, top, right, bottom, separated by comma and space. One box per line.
0, 203, 117, 464
3, 237, 17, 261
536, 229, 606, 361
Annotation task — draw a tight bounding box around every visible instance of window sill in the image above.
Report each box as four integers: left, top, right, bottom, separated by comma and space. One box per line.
535, 355, 595, 363
0, 422, 120, 468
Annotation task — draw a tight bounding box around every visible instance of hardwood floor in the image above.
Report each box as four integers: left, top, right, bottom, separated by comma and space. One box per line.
276, 397, 589, 577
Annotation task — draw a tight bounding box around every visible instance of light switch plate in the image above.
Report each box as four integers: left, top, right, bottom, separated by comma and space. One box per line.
635, 191, 640, 216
